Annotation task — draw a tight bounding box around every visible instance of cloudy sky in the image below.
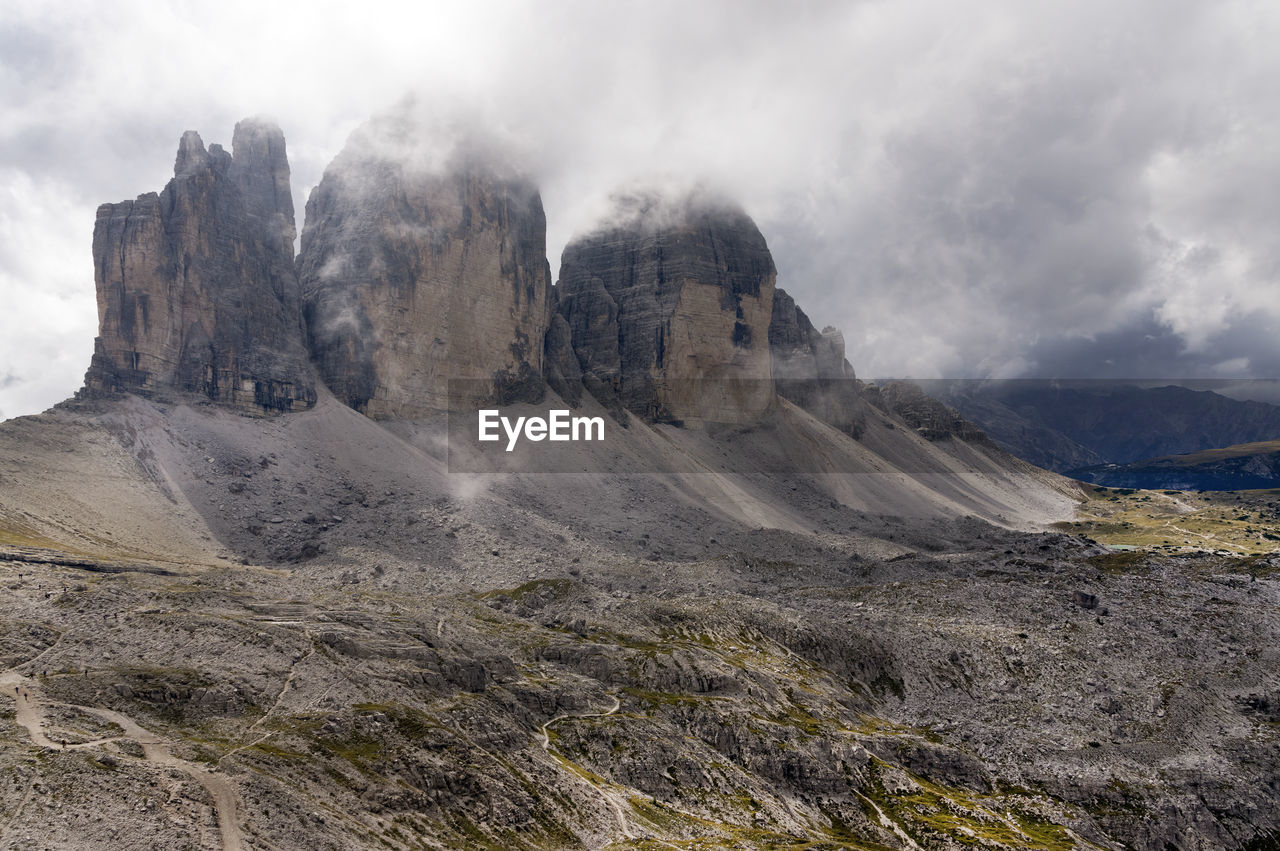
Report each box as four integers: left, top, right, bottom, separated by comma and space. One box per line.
2, 0, 1277, 420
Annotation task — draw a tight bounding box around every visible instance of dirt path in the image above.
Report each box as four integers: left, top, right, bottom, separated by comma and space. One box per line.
217, 638, 317, 765
537, 695, 636, 843
538, 694, 621, 750
247, 641, 314, 735
1163, 520, 1247, 552
88, 705, 243, 851
1, 671, 57, 749
0, 670, 242, 851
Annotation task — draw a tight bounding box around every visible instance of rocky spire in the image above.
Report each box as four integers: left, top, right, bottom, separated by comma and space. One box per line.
297, 108, 552, 417
230, 117, 297, 257
82, 119, 315, 413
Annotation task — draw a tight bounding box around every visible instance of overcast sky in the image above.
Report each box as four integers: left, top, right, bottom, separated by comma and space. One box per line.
2, 0, 1278, 420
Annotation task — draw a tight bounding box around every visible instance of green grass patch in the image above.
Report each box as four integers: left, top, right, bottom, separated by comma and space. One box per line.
353, 702, 444, 742
478, 578, 576, 603
250, 740, 309, 761
1087, 549, 1148, 575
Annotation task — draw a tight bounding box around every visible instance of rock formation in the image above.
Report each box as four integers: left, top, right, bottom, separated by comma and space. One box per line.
82, 119, 315, 413
768, 287, 866, 436
556, 191, 776, 425
543, 312, 583, 406
865, 381, 988, 441
298, 110, 552, 418
768, 288, 853, 382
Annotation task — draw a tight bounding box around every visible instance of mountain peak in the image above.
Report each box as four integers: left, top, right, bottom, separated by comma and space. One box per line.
82, 120, 314, 413
174, 129, 207, 177
557, 187, 777, 425
297, 108, 552, 417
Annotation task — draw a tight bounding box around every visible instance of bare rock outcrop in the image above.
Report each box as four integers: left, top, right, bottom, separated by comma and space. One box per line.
769, 287, 866, 436
866, 381, 988, 441
556, 191, 776, 425
82, 119, 314, 413
298, 110, 552, 417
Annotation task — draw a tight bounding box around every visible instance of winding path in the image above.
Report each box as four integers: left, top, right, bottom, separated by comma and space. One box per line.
538, 694, 621, 749
537, 695, 638, 843
246, 641, 314, 734
0, 670, 242, 851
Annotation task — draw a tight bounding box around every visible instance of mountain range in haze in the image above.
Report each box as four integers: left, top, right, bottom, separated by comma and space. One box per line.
921, 381, 1280, 487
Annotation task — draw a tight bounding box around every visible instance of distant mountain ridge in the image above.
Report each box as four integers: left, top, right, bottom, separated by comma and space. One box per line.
924, 381, 1280, 474
1070, 439, 1280, 490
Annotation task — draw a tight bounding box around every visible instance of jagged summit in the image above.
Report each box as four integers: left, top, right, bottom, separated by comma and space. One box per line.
173, 130, 208, 176
768, 290, 853, 382
82, 118, 314, 413
228, 117, 297, 254
769, 287, 866, 436
73, 112, 989, 449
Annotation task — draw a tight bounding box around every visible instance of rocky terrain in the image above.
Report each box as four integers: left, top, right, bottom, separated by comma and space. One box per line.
1, 368, 1273, 851
2, 393, 1277, 850
1, 108, 1277, 849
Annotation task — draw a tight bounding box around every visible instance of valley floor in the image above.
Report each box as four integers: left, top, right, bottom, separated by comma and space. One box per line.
1, 523, 1277, 849
1062, 485, 1280, 556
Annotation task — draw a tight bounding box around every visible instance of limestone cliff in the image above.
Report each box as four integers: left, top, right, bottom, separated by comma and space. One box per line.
82, 119, 314, 413
298, 112, 552, 417
556, 191, 776, 425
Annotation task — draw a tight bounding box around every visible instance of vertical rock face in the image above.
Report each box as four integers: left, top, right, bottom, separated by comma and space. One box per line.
769, 288, 866, 436
543, 311, 583, 406
83, 118, 314, 412
556, 192, 776, 425
298, 112, 552, 418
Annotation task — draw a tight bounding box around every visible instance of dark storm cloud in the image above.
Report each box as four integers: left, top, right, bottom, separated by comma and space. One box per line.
1017, 309, 1280, 381
1, 0, 1277, 420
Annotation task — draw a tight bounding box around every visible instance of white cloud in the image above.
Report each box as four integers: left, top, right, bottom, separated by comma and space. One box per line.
0, 169, 95, 416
